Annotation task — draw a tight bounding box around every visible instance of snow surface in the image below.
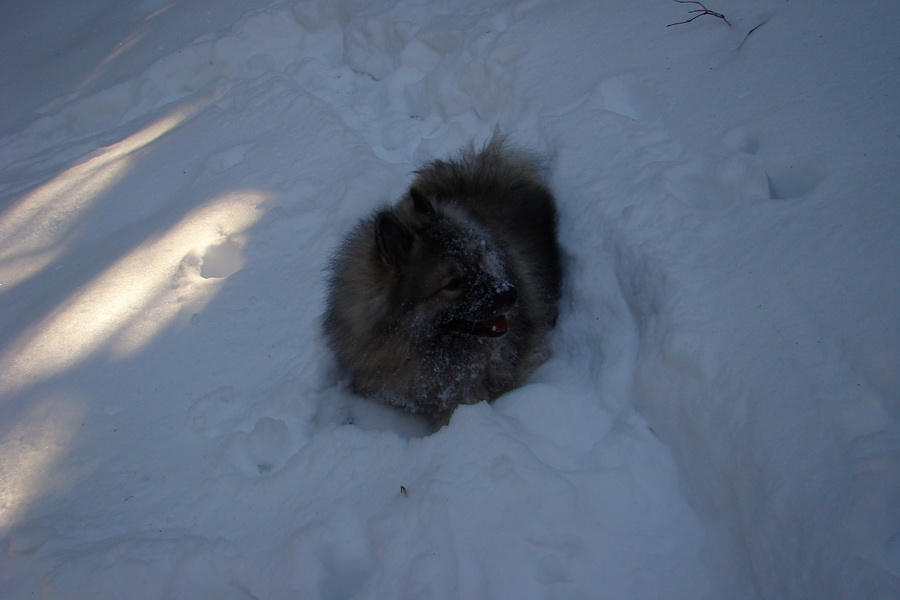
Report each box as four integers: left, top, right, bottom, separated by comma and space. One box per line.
1, 0, 898, 598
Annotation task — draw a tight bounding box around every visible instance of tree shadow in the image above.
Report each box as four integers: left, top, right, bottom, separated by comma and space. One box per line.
0, 90, 279, 537
0, 0, 276, 137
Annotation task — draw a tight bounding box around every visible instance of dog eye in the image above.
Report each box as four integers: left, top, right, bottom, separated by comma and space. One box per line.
442, 277, 463, 292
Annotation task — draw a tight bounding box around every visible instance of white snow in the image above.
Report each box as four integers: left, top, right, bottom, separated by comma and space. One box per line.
1, 0, 898, 598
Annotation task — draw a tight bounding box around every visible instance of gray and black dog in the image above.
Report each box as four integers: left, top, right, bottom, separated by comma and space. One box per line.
324, 134, 562, 426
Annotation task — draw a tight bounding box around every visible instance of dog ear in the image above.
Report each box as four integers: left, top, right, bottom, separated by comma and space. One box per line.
409, 187, 435, 217
375, 212, 413, 269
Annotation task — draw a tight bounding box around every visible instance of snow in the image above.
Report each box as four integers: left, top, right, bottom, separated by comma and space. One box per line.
1, 0, 898, 598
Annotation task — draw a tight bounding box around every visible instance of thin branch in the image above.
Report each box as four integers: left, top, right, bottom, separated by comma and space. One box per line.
744, 21, 766, 39
737, 19, 768, 50
667, 0, 732, 28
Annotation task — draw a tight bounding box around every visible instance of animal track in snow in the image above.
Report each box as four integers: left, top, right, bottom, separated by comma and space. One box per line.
590, 76, 661, 121
188, 383, 310, 476
229, 417, 294, 476
723, 126, 761, 155
722, 127, 824, 200
662, 130, 826, 210
660, 156, 771, 210
204, 144, 254, 172
765, 165, 822, 200
200, 237, 245, 279
344, 18, 417, 81
288, 507, 375, 598
186, 386, 242, 437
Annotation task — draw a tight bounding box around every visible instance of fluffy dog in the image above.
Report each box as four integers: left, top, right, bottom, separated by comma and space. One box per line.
324, 134, 562, 426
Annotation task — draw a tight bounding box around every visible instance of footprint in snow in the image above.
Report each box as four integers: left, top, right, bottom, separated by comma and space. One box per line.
186, 386, 242, 437
723, 127, 824, 201
660, 156, 770, 209
590, 76, 662, 121
200, 237, 245, 279
204, 143, 253, 172
662, 151, 823, 209
344, 19, 416, 81
288, 507, 375, 598
723, 127, 761, 156
764, 165, 822, 200
229, 417, 295, 476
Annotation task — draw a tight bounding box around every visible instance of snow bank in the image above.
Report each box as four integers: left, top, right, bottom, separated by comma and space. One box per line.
1, 1, 898, 598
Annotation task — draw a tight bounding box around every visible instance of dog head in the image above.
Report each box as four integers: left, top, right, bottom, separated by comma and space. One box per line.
374, 188, 518, 340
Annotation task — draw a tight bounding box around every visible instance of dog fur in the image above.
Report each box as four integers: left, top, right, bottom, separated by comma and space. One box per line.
323, 134, 562, 425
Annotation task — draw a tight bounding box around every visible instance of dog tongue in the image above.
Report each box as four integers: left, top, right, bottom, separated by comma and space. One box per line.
480, 314, 509, 335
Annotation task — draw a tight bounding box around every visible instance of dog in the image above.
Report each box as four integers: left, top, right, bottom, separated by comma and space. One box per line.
323, 134, 562, 426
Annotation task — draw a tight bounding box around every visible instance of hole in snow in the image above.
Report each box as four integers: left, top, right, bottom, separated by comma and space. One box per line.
766, 166, 822, 200
200, 239, 245, 279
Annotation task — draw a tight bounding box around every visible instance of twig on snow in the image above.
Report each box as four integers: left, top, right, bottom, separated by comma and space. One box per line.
667, 0, 732, 27
735, 19, 768, 50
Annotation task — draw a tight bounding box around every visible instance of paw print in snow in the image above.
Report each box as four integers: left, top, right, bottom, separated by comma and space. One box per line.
723, 127, 824, 200
186, 386, 241, 437
229, 417, 294, 476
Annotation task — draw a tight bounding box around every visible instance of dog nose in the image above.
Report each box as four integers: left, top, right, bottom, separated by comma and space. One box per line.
496, 287, 517, 311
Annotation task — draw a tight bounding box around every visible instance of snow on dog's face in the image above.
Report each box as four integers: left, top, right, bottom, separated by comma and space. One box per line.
375, 189, 518, 342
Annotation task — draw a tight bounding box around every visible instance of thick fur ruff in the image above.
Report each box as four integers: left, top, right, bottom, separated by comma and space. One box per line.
323, 134, 562, 423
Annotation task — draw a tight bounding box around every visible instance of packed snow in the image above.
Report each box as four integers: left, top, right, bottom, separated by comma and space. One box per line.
1, 0, 898, 598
